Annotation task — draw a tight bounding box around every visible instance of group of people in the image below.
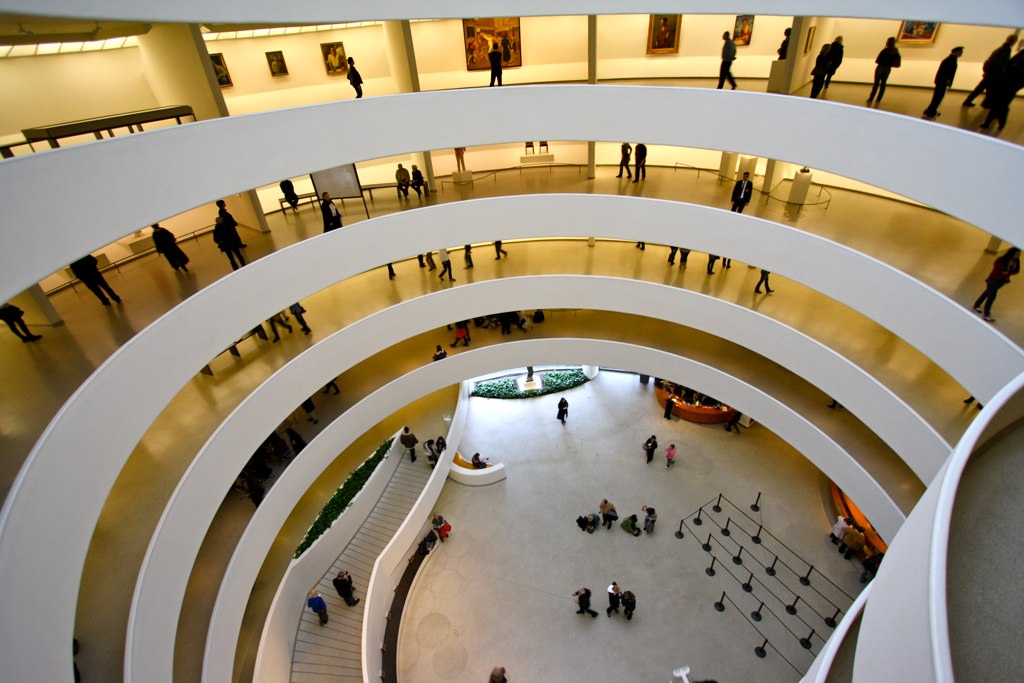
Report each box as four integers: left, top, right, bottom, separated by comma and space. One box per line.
395, 163, 427, 198
573, 583, 637, 621
829, 515, 884, 582
578, 499, 658, 536
399, 427, 449, 468
641, 434, 678, 469
306, 569, 362, 625
616, 142, 648, 182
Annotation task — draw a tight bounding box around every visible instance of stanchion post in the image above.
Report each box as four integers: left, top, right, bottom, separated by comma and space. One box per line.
766, 555, 778, 576
702, 533, 713, 552
751, 601, 764, 622
732, 546, 745, 565
714, 591, 726, 612
799, 565, 813, 586
713, 493, 723, 513
752, 524, 763, 544
825, 606, 842, 628
693, 507, 703, 526
742, 571, 753, 592
800, 628, 815, 649
751, 491, 762, 512
785, 596, 801, 615
675, 519, 685, 539
755, 637, 768, 658
706, 556, 717, 576
721, 517, 732, 537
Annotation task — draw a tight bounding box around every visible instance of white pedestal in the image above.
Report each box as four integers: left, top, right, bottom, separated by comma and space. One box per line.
520, 154, 555, 164
127, 235, 155, 254
788, 170, 813, 204
767, 60, 787, 93
452, 170, 474, 184
738, 155, 758, 179
718, 152, 738, 181
518, 377, 542, 392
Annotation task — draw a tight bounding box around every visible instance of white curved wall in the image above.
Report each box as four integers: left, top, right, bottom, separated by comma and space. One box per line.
129, 275, 929, 683
9, 1, 1022, 27
3, 86, 1023, 302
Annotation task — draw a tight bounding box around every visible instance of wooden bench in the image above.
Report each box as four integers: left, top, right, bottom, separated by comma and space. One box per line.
362, 181, 429, 202
277, 192, 318, 213
200, 324, 268, 375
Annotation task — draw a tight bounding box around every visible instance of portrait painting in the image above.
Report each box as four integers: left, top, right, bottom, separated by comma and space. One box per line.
733, 15, 755, 47
646, 14, 681, 55
265, 51, 288, 77
898, 21, 940, 44
462, 18, 522, 71
320, 42, 348, 76
209, 53, 232, 88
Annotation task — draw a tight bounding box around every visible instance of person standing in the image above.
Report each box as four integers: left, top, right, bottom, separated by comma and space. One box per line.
151, 224, 190, 272
973, 247, 1020, 322
307, 588, 328, 626
279, 179, 299, 212
301, 397, 319, 424
573, 587, 598, 617
642, 505, 657, 534
489, 666, 508, 683
731, 171, 753, 213
70, 254, 122, 305
867, 37, 901, 105
437, 247, 455, 281
494, 240, 508, 259
320, 192, 343, 232
464, 244, 474, 268
824, 36, 844, 89
643, 435, 658, 464
332, 570, 361, 606
454, 147, 467, 172
621, 590, 637, 621
664, 394, 677, 419
346, 56, 363, 98
599, 499, 617, 529
665, 443, 677, 469
718, 31, 737, 90
213, 216, 246, 270
606, 582, 622, 617
488, 41, 503, 86
632, 143, 647, 183
706, 254, 720, 275
838, 525, 866, 559
268, 311, 293, 342
810, 43, 832, 99
0, 303, 41, 342
289, 302, 312, 334
395, 164, 411, 198
777, 27, 791, 60
400, 426, 419, 462
557, 397, 569, 424
963, 34, 1017, 107
923, 47, 964, 119
724, 411, 742, 433
616, 142, 632, 178
979, 48, 1024, 132
829, 515, 851, 544
754, 269, 773, 294
411, 165, 426, 196
216, 199, 246, 247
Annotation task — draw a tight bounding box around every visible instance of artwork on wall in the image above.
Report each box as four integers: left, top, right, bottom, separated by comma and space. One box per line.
266, 51, 288, 77
320, 42, 348, 76
733, 15, 755, 46
803, 26, 816, 55
898, 21, 940, 44
647, 14, 681, 55
209, 53, 232, 87
462, 18, 522, 71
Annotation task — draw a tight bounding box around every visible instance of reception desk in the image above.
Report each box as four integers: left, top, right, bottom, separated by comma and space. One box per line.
656, 387, 735, 424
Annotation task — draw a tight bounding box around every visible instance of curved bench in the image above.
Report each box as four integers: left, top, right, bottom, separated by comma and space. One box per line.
449, 451, 507, 486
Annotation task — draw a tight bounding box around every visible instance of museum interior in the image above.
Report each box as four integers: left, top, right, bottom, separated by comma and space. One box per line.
0, 1, 1022, 682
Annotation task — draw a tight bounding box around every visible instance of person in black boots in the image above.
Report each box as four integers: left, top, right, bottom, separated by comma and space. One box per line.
0, 303, 42, 342
573, 587, 598, 617
923, 47, 963, 119
70, 254, 121, 305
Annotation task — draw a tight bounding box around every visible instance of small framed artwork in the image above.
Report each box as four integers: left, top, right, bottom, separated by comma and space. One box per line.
647, 14, 681, 55
266, 51, 288, 77
320, 42, 348, 76
462, 18, 522, 71
898, 21, 940, 44
209, 53, 232, 88
733, 15, 754, 46
803, 25, 816, 55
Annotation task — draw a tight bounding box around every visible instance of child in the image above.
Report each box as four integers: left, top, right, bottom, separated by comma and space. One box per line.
665, 444, 677, 469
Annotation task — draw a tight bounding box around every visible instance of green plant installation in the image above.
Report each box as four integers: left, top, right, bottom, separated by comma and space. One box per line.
471, 368, 588, 399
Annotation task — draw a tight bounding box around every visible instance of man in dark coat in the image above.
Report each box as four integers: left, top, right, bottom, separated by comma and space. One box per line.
488, 41, 503, 86
320, 192, 343, 232
980, 49, 1024, 132
616, 142, 632, 178
824, 36, 844, 88
332, 570, 360, 606
216, 199, 246, 247
731, 171, 753, 213
70, 254, 121, 305
923, 47, 963, 119
573, 587, 598, 617
399, 426, 419, 462
346, 56, 363, 98
279, 179, 299, 211
0, 303, 41, 342
963, 34, 1017, 107
151, 223, 190, 272
632, 143, 647, 183
212, 216, 246, 270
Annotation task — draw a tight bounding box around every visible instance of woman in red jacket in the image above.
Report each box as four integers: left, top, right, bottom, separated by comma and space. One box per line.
973, 247, 1020, 322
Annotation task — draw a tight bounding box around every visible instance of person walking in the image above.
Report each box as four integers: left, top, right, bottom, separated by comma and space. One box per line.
289, 302, 312, 334
754, 269, 774, 294
346, 56, 363, 98
279, 179, 299, 212
301, 397, 319, 424
963, 34, 1017, 107
973, 247, 1020, 322
718, 31, 737, 89
731, 171, 753, 213
151, 223, 190, 272
70, 254, 122, 305
606, 582, 622, 617
706, 254, 720, 275
556, 397, 569, 424
979, 49, 1024, 132
463, 244, 474, 268
320, 192, 343, 232
488, 41, 503, 86
724, 411, 742, 433
0, 303, 41, 342
923, 47, 964, 119
494, 240, 508, 259
216, 199, 247, 247
824, 36, 844, 89
665, 443, 677, 469
810, 43, 832, 99
642, 505, 657, 534
621, 590, 637, 621
867, 37, 901, 105
307, 588, 329, 626
450, 322, 470, 347
573, 587, 598, 617
437, 247, 455, 281
213, 216, 246, 270
400, 426, 419, 462
268, 311, 293, 342
632, 143, 647, 183
616, 142, 632, 178
643, 435, 658, 464
599, 499, 617, 529
332, 570, 361, 606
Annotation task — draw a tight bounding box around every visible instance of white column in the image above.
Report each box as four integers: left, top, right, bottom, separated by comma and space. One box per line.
587, 16, 598, 179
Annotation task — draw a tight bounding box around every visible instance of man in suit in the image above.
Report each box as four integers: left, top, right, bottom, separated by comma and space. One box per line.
320, 192, 342, 232
731, 171, 753, 213
488, 41, 503, 86
923, 47, 964, 119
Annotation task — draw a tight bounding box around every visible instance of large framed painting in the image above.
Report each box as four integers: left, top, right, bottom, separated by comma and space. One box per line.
733, 15, 754, 46
647, 14, 681, 55
320, 42, 348, 76
209, 53, 232, 88
266, 51, 288, 77
898, 21, 940, 44
462, 18, 522, 71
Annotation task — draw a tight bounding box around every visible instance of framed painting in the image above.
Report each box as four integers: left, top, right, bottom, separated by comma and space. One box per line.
320, 42, 348, 76
209, 53, 232, 88
803, 25, 816, 55
647, 14, 681, 55
733, 15, 754, 47
462, 18, 522, 71
898, 21, 940, 44
266, 51, 288, 77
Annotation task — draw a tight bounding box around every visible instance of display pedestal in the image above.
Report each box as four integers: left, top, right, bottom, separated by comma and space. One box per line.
788, 170, 813, 205
520, 154, 554, 164
127, 234, 155, 254
718, 152, 738, 181
518, 377, 541, 392
767, 60, 787, 93
452, 170, 473, 185
738, 155, 758, 179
